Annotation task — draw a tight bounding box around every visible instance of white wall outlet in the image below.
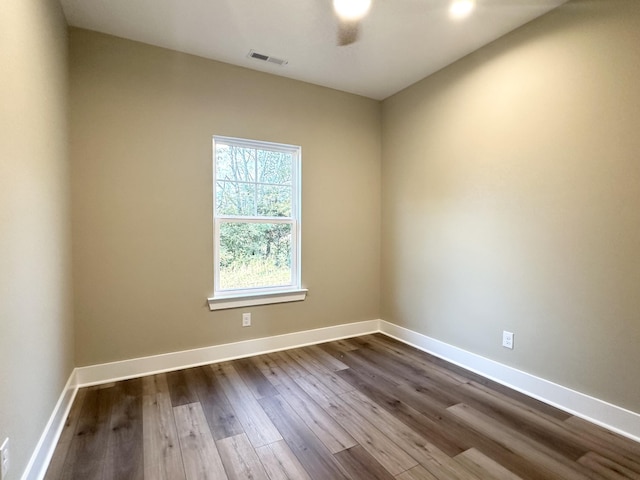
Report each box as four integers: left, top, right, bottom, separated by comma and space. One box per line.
1, 437, 9, 480
242, 312, 251, 327
502, 331, 514, 349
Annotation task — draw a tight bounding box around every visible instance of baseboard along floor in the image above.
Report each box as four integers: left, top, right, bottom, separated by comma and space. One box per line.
42, 333, 640, 480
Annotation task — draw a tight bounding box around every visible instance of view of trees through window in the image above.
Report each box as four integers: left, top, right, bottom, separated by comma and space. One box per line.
214, 140, 298, 291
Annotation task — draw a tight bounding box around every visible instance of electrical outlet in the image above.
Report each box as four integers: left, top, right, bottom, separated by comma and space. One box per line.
242, 312, 251, 327
1, 437, 9, 480
502, 331, 514, 349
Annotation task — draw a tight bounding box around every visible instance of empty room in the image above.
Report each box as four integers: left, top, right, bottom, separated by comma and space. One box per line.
1, 0, 640, 478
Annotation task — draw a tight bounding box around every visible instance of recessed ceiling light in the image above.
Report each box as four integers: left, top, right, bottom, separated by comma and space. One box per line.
333, 0, 372, 21
450, 0, 475, 19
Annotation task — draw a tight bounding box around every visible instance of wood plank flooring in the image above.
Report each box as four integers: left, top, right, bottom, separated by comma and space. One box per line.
45, 334, 640, 479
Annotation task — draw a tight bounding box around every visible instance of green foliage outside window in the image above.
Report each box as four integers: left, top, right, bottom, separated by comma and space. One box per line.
215, 142, 296, 291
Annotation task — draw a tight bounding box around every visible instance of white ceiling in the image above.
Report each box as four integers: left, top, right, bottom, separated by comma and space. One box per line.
60, 0, 566, 100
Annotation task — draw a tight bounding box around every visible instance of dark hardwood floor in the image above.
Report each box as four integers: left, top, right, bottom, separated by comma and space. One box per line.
45, 334, 640, 479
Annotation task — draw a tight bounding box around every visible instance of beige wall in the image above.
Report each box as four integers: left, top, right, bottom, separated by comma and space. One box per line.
0, 1, 73, 478
382, 0, 640, 413
69, 29, 381, 366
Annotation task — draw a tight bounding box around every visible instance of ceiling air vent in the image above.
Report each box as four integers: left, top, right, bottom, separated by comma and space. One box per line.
248, 50, 288, 66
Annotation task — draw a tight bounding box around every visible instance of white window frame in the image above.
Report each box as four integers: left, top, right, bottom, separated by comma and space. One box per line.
208, 136, 307, 311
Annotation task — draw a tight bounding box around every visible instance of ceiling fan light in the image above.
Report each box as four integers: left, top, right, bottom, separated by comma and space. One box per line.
333, 0, 372, 21
450, 0, 475, 19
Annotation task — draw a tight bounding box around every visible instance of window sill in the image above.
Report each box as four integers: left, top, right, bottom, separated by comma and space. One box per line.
207, 288, 308, 311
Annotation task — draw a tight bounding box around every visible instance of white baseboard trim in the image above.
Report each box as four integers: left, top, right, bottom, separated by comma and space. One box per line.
26, 317, 640, 480
22, 370, 78, 480
378, 320, 640, 443
75, 319, 381, 387
23, 320, 379, 479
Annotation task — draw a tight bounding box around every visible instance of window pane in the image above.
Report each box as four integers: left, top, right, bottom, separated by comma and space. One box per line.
257, 185, 292, 217
219, 222, 292, 290
257, 149, 292, 184
216, 181, 256, 215
216, 144, 256, 182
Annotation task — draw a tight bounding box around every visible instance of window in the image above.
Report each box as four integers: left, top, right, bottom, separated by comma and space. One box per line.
208, 136, 306, 310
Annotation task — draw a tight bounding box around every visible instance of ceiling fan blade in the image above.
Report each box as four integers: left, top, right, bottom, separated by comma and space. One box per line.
337, 20, 360, 46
